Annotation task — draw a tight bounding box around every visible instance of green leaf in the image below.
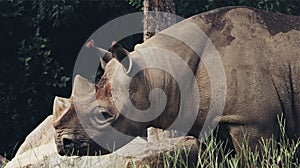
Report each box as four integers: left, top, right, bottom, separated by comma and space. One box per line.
25, 57, 32, 63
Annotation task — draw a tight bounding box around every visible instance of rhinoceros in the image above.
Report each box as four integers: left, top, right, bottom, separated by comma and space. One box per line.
53, 7, 300, 156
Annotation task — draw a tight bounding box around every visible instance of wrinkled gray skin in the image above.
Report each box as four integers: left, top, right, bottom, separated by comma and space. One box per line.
53, 7, 300, 156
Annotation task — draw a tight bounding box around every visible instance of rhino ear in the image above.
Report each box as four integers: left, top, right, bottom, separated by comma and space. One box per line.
85, 39, 113, 69
109, 42, 132, 73
120, 54, 132, 74
110, 42, 129, 61
96, 48, 113, 70
53, 96, 71, 124
72, 75, 96, 102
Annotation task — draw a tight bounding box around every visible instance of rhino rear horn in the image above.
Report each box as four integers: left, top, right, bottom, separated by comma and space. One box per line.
71, 75, 96, 102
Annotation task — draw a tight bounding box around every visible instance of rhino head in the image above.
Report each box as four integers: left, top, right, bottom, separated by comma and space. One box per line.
53, 54, 156, 156
53, 75, 110, 155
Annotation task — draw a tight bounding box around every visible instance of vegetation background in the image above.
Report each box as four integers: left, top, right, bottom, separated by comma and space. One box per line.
0, 0, 299, 159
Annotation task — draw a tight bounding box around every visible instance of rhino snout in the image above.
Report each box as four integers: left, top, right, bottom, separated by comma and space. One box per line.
55, 133, 85, 156
57, 137, 80, 155
62, 138, 77, 150
56, 134, 111, 156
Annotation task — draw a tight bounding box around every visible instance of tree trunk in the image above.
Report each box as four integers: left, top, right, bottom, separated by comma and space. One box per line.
143, 0, 176, 41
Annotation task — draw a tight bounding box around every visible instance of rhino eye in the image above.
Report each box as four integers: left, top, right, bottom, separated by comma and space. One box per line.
92, 106, 113, 123
97, 111, 112, 121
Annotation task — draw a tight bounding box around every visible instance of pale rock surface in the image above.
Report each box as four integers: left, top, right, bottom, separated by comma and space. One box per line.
15, 115, 56, 156
0, 155, 9, 167
26, 136, 198, 168
6, 118, 198, 168
5, 115, 56, 168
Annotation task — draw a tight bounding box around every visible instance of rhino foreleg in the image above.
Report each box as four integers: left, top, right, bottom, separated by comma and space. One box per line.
218, 114, 280, 154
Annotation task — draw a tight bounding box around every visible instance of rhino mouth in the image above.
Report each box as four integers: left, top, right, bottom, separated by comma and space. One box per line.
54, 105, 116, 156
57, 137, 110, 156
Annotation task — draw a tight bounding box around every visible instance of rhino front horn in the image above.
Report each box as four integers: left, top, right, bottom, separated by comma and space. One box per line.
53, 96, 71, 125
71, 75, 96, 102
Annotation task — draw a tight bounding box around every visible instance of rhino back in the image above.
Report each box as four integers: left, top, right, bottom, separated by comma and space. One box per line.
133, 7, 300, 139
196, 8, 300, 137
191, 7, 300, 138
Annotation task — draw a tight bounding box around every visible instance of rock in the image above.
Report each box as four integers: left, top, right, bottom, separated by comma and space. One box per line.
115, 136, 148, 156
0, 155, 9, 167
20, 136, 198, 168
147, 127, 186, 142
5, 115, 56, 168
6, 126, 199, 168
15, 115, 56, 156
123, 136, 199, 168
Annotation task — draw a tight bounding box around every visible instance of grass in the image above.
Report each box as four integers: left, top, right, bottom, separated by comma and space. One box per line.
130, 115, 300, 168
0, 144, 18, 168
5, 115, 300, 168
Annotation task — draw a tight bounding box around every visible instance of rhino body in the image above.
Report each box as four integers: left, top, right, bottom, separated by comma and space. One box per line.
54, 7, 300, 155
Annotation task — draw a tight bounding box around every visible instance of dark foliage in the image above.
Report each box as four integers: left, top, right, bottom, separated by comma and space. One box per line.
129, 0, 300, 17
0, 0, 139, 159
